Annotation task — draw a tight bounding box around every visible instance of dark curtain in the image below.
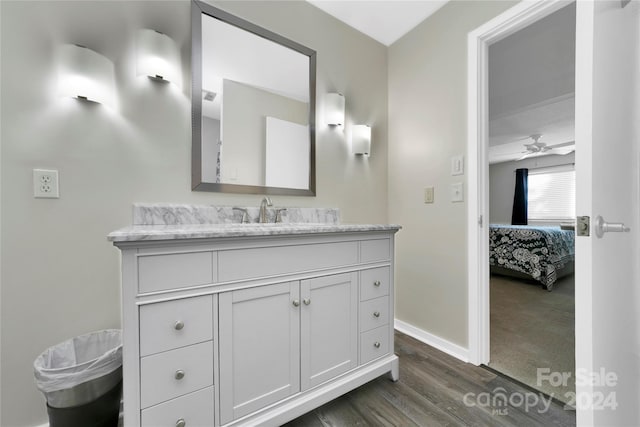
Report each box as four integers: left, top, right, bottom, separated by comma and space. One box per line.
511, 168, 528, 225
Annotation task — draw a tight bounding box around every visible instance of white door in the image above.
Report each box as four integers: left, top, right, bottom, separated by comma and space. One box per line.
300, 272, 358, 390
574, 1, 639, 425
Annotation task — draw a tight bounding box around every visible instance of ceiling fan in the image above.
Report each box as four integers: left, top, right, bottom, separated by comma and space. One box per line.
517, 134, 575, 161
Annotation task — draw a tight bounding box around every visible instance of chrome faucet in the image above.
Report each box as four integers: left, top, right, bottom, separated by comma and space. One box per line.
259, 197, 273, 223
232, 207, 250, 224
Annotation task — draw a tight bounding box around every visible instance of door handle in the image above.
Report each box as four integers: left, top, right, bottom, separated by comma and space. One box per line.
595, 215, 630, 238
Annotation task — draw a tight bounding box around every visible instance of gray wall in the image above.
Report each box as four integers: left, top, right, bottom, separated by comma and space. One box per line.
221, 79, 307, 186
388, 0, 517, 348
0, 1, 389, 425
489, 153, 576, 225
202, 116, 220, 182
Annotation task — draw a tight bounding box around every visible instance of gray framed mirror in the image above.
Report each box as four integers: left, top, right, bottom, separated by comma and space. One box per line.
191, 1, 316, 196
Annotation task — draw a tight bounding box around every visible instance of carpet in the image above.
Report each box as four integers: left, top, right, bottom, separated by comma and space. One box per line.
488, 273, 575, 404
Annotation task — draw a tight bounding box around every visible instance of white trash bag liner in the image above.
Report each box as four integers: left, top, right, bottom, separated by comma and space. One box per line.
34, 329, 122, 394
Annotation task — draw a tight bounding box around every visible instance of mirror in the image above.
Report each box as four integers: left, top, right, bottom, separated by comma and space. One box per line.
191, 1, 316, 196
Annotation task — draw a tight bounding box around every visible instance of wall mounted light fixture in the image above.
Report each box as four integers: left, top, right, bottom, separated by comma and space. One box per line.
57, 44, 116, 108
136, 29, 181, 86
352, 125, 371, 155
325, 93, 345, 126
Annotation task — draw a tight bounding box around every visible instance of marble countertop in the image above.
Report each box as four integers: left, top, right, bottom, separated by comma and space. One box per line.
108, 223, 402, 243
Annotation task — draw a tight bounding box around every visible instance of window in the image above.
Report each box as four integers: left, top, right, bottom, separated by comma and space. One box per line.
527, 165, 575, 221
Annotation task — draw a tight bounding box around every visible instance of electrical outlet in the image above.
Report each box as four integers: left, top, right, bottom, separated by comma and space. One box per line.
33, 169, 59, 198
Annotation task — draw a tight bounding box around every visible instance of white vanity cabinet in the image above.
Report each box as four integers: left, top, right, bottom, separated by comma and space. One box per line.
300, 272, 358, 390
218, 282, 301, 424
111, 227, 399, 427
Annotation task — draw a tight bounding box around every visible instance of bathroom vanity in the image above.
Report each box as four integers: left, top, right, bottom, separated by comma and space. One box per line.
109, 205, 400, 427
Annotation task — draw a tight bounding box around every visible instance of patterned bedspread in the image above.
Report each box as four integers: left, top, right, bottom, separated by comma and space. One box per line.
489, 225, 575, 290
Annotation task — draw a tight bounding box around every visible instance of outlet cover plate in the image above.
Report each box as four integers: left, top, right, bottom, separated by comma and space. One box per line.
33, 169, 59, 198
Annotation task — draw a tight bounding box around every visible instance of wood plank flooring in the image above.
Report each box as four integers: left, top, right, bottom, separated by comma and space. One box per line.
284, 331, 576, 427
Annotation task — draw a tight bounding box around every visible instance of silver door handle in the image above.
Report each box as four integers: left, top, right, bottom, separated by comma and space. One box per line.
595, 215, 630, 238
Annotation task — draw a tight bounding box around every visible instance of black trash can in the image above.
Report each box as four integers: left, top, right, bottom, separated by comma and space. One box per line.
34, 330, 123, 427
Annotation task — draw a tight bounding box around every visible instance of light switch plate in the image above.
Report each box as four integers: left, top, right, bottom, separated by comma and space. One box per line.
451, 155, 464, 176
450, 182, 463, 202
424, 187, 434, 204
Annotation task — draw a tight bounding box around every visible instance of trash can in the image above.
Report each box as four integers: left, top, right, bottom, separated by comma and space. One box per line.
34, 329, 123, 427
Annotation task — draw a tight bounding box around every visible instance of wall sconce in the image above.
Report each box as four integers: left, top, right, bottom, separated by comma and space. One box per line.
136, 29, 181, 87
325, 93, 345, 126
352, 125, 371, 155
57, 44, 116, 108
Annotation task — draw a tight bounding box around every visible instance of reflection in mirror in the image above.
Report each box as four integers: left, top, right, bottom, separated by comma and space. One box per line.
192, 1, 316, 195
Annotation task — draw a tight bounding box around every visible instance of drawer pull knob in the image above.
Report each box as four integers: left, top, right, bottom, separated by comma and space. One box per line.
303, 298, 311, 305
175, 370, 185, 380
292, 300, 300, 307
374, 280, 381, 287
373, 311, 381, 318
174, 320, 185, 331
374, 342, 381, 349
176, 419, 186, 427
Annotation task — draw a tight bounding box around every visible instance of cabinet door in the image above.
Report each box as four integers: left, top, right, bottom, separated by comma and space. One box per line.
300, 272, 358, 390
219, 282, 300, 424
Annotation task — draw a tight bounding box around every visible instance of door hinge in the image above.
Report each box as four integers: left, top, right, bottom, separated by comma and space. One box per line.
478, 215, 483, 227
577, 216, 590, 236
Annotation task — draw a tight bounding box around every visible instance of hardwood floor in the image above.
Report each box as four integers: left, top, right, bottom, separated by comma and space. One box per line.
284, 331, 576, 427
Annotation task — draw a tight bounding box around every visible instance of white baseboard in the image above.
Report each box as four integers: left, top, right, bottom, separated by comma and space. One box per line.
394, 319, 470, 363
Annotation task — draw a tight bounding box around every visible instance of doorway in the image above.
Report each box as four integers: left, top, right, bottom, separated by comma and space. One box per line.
469, 1, 640, 425
485, 3, 576, 402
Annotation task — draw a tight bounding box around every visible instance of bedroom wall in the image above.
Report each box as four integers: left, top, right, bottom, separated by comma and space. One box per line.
0, 1, 389, 425
388, 0, 517, 349
489, 152, 576, 225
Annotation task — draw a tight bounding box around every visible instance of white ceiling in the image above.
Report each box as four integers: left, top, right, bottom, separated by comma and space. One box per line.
201, 13, 309, 119
306, 0, 449, 46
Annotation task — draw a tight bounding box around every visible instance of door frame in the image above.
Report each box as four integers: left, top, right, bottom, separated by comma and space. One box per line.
466, 0, 573, 367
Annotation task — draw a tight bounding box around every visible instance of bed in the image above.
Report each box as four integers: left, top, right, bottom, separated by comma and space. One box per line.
489, 224, 575, 291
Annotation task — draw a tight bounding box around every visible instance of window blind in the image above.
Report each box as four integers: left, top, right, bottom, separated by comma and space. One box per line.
528, 168, 576, 221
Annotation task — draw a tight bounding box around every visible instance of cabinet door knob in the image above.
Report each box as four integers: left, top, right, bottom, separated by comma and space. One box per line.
374, 280, 381, 287
374, 342, 381, 348
174, 320, 185, 331
176, 419, 186, 427
303, 298, 311, 305
373, 311, 381, 318
175, 370, 185, 380
292, 300, 300, 307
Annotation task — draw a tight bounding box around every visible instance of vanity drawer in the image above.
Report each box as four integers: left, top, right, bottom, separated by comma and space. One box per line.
140, 341, 214, 409
139, 296, 213, 357
360, 326, 390, 365
359, 296, 390, 333
360, 239, 390, 263
218, 242, 358, 282
141, 387, 214, 427
360, 267, 390, 301
138, 251, 215, 294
